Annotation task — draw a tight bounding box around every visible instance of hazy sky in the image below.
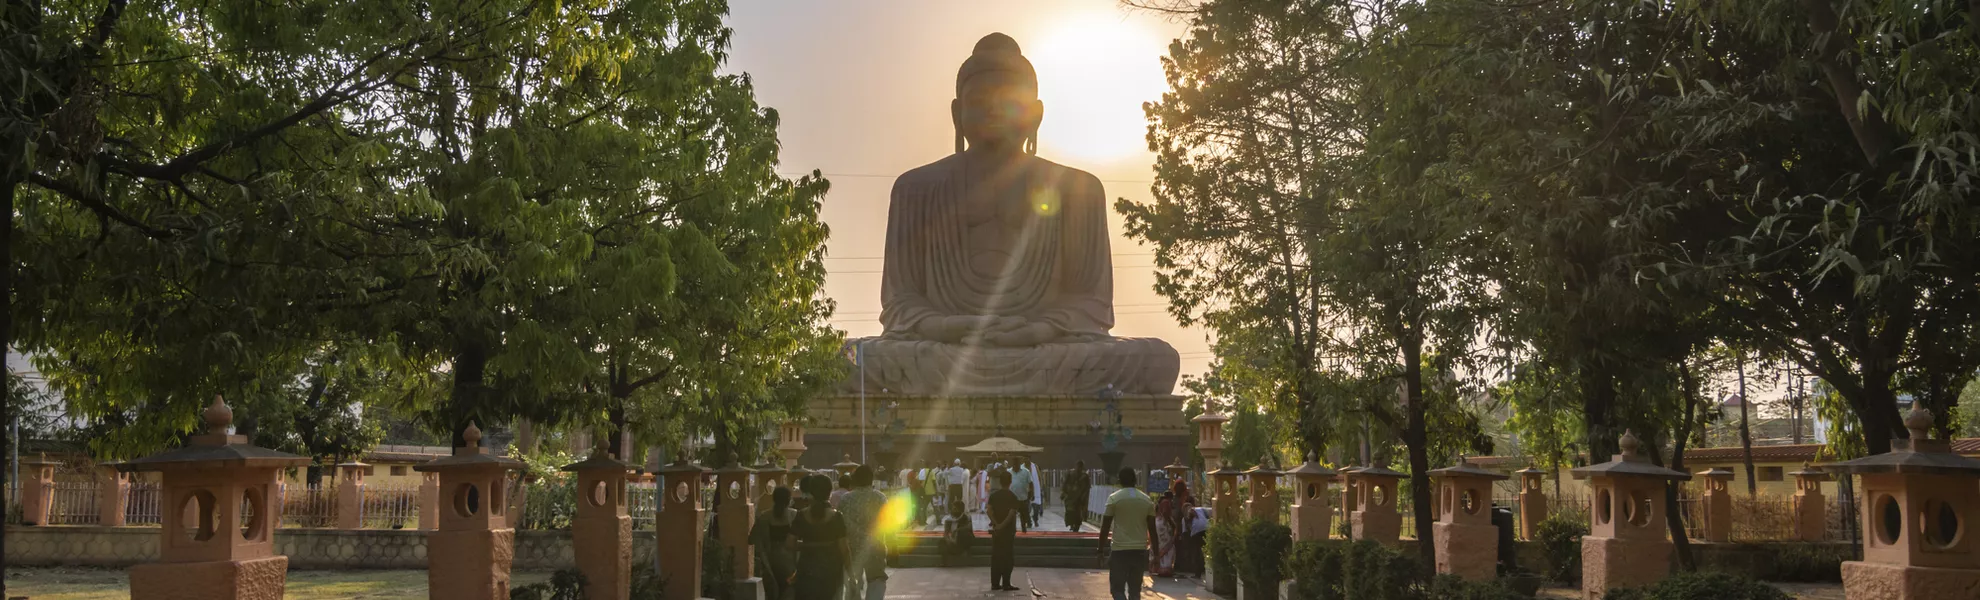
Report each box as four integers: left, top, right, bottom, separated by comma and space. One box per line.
724, 1, 1216, 380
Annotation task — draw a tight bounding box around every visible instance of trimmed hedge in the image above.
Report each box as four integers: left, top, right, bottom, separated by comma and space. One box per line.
1601, 572, 1793, 600
1534, 513, 1587, 584
1283, 540, 1520, 600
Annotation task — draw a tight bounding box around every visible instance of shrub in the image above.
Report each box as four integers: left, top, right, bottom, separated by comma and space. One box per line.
512, 568, 586, 600
631, 562, 667, 600
1761, 543, 1854, 583
1207, 521, 1245, 585
701, 521, 736, 600
1426, 574, 1529, 600
1534, 512, 1588, 584
1239, 520, 1294, 587
1284, 540, 1426, 600
1602, 572, 1793, 600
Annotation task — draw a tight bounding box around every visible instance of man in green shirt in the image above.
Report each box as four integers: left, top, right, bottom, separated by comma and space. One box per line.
1098, 467, 1156, 600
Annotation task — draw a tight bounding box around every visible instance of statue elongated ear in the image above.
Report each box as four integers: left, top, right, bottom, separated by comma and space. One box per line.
952, 99, 966, 153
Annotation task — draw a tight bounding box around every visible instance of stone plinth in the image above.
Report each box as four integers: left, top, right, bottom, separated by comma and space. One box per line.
1820, 407, 1980, 600
1244, 465, 1282, 524
1580, 536, 1672, 597
715, 463, 760, 600
657, 460, 710, 600
336, 462, 368, 530
1570, 431, 1689, 600
1429, 457, 1510, 581
1348, 466, 1404, 545
97, 463, 130, 527
120, 397, 311, 600
1288, 461, 1337, 542
564, 444, 641, 600
1514, 468, 1548, 540
1790, 465, 1827, 542
803, 394, 1190, 468
19, 454, 60, 526
414, 423, 523, 600
1697, 467, 1734, 543
130, 555, 290, 600
1209, 465, 1242, 525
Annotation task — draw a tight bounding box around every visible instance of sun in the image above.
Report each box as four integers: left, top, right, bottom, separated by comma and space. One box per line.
1028, 13, 1170, 165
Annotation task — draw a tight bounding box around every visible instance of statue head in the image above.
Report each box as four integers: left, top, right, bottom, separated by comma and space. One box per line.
953, 33, 1042, 155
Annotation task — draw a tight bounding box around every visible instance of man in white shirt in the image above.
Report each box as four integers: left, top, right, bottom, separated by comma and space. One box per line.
1024, 458, 1044, 524
947, 459, 969, 512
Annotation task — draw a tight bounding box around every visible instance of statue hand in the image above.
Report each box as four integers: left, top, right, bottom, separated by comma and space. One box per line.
985, 322, 1060, 346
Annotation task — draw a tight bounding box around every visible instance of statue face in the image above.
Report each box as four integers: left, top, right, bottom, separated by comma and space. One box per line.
953, 70, 1042, 151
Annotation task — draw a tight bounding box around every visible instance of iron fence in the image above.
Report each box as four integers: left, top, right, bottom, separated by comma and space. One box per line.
48, 480, 100, 525
360, 484, 420, 530
279, 484, 336, 528
126, 481, 163, 525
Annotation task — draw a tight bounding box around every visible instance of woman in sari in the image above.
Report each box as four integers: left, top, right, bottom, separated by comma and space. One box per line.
749, 486, 797, 600
1149, 489, 1179, 576
1172, 481, 1202, 577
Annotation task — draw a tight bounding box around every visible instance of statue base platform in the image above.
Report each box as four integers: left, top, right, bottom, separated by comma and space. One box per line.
131, 555, 288, 600
800, 393, 1188, 471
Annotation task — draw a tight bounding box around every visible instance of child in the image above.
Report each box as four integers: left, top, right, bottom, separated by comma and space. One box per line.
941, 497, 975, 566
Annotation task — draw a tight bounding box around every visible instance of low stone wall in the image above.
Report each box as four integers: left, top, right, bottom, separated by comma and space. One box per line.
3, 525, 658, 570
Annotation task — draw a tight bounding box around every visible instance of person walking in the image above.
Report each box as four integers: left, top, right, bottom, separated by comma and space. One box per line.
1024, 458, 1044, 526
791, 474, 849, 600
986, 469, 1022, 591
1097, 468, 1156, 600
946, 459, 968, 512
750, 486, 798, 600
838, 466, 888, 600
1009, 461, 1034, 532
1150, 489, 1178, 576
1061, 461, 1090, 531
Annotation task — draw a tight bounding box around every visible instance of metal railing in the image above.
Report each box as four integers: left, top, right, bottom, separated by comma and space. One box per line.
279, 484, 336, 528
360, 484, 420, 530
48, 480, 101, 525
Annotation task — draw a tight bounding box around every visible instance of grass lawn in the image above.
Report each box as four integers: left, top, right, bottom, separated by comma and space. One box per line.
4, 567, 554, 599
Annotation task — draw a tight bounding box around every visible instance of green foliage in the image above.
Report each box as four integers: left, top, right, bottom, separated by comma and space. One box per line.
12, 0, 841, 459
1425, 575, 1528, 600
701, 522, 736, 600
1235, 520, 1292, 587
1759, 544, 1856, 583
515, 449, 577, 530
1601, 572, 1791, 600
1282, 540, 1427, 600
512, 569, 587, 600
1207, 521, 1242, 584
631, 562, 667, 600
1535, 513, 1588, 584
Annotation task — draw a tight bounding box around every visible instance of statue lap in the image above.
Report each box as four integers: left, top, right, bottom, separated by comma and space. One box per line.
842, 336, 1180, 396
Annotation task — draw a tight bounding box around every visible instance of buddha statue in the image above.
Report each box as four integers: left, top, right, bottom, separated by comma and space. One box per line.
841, 33, 1181, 397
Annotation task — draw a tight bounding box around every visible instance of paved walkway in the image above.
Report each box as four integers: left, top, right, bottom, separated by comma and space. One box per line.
885, 567, 1220, 599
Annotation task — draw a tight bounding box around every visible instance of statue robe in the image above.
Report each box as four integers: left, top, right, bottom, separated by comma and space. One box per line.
844, 153, 1180, 397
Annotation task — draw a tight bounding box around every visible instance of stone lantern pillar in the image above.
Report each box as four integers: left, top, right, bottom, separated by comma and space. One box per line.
833, 455, 861, 479
778, 422, 808, 470
1350, 466, 1405, 545
1288, 460, 1337, 542
1428, 457, 1511, 581
1338, 466, 1364, 529
562, 441, 642, 600
1789, 464, 1828, 542
657, 459, 711, 600
1820, 407, 1980, 599
417, 471, 441, 531
1569, 431, 1691, 598
1193, 413, 1228, 472
123, 396, 311, 600
715, 460, 761, 600
414, 422, 524, 600
1163, 458, 1191, 492
97, 461, 130, 527
1244, 465, 1282, 524
1208, 463, 1242, 525
1696, 467, 1735, 543
335, 461, 369, 530
18, 454, 60, 526
1514, 467, 1548, 540
752, 462, 788, 506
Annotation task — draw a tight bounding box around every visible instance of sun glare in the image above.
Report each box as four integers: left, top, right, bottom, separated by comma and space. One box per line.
1029, 13, 1170, 165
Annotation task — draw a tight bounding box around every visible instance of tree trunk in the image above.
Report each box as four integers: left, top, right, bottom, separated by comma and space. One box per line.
1667, 361, 1704, 571
448, 343, 488, 447
1737, 357, 1756, 499
1582, 367, 1618, 461
1401, 335, 1435, 570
